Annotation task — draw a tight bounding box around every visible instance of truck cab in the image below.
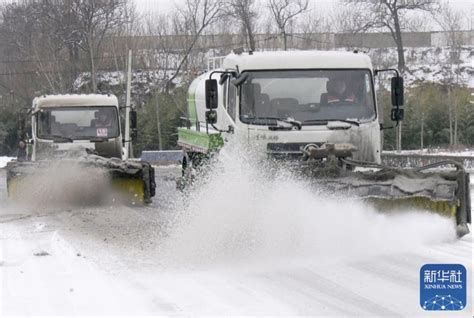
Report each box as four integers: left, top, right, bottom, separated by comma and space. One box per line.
31, 94, 126, 160
181, 51, 403, 164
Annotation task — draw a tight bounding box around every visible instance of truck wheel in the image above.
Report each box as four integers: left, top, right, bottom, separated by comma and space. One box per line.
177, 152, 196, 190
177, 152, 208, 191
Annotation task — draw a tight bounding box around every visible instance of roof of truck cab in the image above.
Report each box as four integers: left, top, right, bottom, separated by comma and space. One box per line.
32, 94, 119, 110
222, 50, 373, 71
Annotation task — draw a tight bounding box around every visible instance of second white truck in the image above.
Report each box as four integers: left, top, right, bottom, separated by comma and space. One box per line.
7, 94, 156, 204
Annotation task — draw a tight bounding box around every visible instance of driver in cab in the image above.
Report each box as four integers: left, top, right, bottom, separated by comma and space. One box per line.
323, 78, 356, 104
93, 110, 113, 128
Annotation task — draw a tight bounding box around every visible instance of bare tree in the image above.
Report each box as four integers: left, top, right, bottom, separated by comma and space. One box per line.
144, 13, 175, 81
332, 2, 381, 48
142, 13, 176, 150
142, 7, 218, 147
165, 0, 224, 91
333, 2, 378, 35
294, 12, 332, 50
68, 0, 129, 92
435, 2, 465, 48
341, 0, 440, 71
267, 0, 309, 50
436, 3, 467, 146
0, 1, 69, 97
0, 0, 138, 104
105, 2, 141, 93
226, 0, 257, 51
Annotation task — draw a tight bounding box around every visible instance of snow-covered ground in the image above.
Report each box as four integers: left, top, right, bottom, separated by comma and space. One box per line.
0, 157, 14, 169
367, 46, 473, 88
384, 149, 474, 157
0, 162, 472, 316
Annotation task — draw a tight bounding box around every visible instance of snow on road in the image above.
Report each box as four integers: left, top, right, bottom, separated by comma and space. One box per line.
0, 164, 472, 316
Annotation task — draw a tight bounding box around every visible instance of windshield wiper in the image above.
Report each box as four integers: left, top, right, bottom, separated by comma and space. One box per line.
302, 119, 360, 127
243, 116, 302, 130
48, 135, 74, 143
88, 137, 109, 143
270, 118, 302, 130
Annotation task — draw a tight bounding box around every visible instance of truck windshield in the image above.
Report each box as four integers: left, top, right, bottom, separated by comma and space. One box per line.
37, 106, 120, 140
239, 70, 376, 125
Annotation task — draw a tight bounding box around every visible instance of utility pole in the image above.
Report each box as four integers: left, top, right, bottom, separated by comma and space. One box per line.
396, 122, 402, 153
156, 97, 162, 150
448, 86, 453, 146
124, 49, 132, 159
420, 111, 424, 151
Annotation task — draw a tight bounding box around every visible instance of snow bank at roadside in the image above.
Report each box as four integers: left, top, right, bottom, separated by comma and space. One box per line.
384, 149, 474, 157
367, 46, 473, 88
0, 157, 15, 168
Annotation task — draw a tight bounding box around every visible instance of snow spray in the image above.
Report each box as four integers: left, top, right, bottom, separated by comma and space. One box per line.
161, 140, 457, 268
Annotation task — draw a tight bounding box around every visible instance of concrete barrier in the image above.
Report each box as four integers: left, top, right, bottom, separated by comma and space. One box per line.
140, 150, 182, 165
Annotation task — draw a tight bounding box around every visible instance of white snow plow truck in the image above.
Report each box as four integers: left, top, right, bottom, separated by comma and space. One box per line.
6, 94, 155, 204
177, 50, 471, 237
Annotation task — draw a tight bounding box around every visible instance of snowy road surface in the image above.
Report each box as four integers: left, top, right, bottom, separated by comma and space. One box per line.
0, 165, 472, 316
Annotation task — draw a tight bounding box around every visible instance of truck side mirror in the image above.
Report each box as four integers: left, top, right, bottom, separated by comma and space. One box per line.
205, 79, 218, 109
375, 69, 404, 124
390, 108, 404, 122
205, 110, 217, 125
391, 76, 404, 107
390, 76, 404, 122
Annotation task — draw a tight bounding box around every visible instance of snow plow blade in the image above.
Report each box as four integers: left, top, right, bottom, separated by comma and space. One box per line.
296, 146, 471, 238
6, 155, 155, 205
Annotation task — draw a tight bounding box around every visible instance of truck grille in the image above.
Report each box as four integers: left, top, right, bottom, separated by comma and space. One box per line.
266, 142, 323, 159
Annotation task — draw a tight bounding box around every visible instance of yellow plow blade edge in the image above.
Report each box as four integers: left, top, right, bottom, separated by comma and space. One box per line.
7, 175, 147, 205
111, 178, 146, 204
301, 157, 471, 238
6, 158, 156, 205
6, 177, 20, 199
368, 197, 457, 218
